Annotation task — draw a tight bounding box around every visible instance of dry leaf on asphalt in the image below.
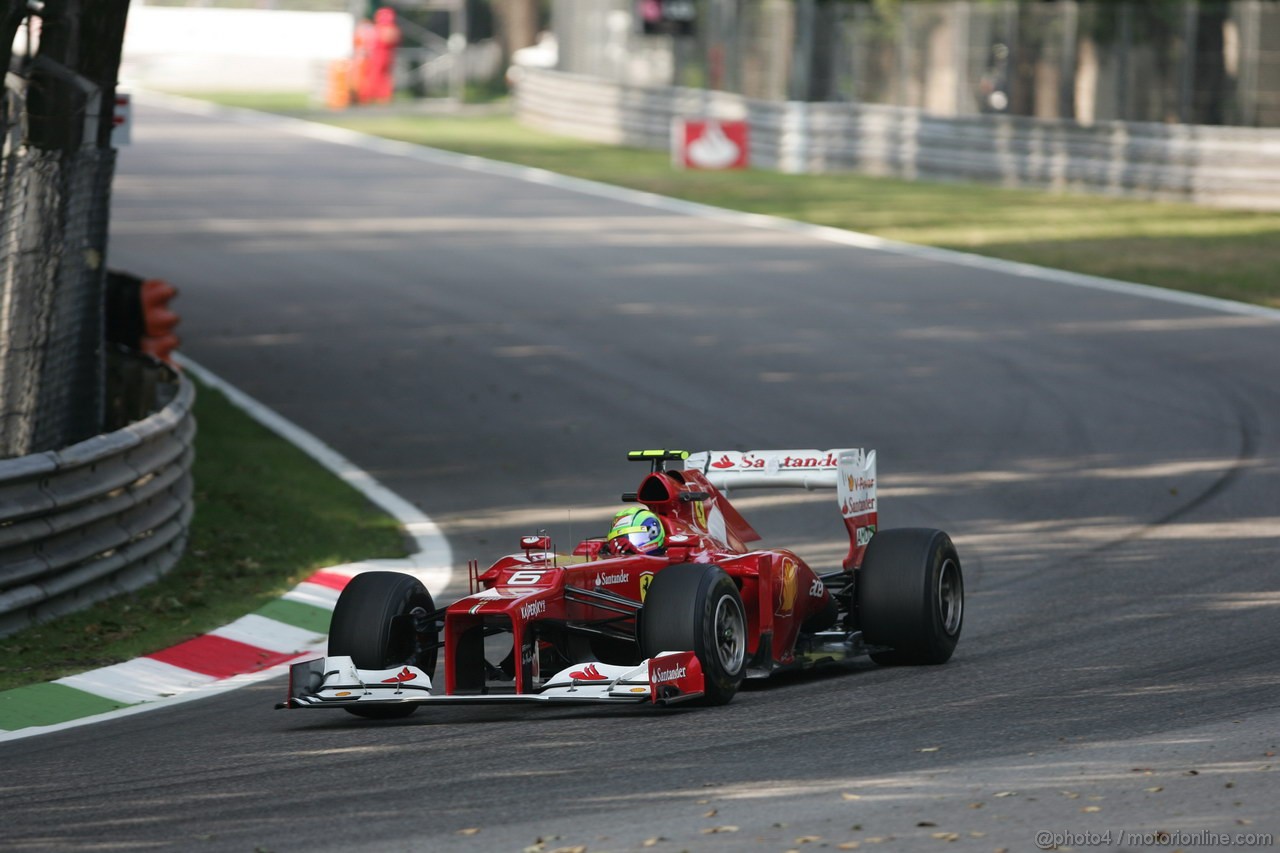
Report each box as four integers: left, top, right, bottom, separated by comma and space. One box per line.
841, 792, 862, 800
701, 826, 739, 834
456, 828, 481, 836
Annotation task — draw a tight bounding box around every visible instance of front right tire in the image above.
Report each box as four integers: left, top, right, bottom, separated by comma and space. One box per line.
328, 571, 437, 718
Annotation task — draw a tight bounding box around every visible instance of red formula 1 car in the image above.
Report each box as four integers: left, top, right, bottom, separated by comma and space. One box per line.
279, 449, 964, 716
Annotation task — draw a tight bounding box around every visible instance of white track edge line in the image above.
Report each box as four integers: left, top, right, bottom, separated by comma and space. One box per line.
175, 354, 454, 579
136, 89, 1280, 324
0, 358, 454, 743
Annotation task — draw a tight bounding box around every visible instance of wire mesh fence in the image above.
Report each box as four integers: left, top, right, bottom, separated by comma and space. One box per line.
0, 1, 195, 625
0, 97, 111, 458
0, 1, 126, 459
554, 0, 1280, 128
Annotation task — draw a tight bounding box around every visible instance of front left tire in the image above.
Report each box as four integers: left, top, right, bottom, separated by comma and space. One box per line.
639, 563, 747, 705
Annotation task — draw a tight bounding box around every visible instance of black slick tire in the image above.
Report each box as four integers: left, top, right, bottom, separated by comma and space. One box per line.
329, 571, 437, 719
639, 563, 747, 705
858, 528, 963, 665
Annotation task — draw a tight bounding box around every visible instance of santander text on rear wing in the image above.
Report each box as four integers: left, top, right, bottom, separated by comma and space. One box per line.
685, 449, 878, 570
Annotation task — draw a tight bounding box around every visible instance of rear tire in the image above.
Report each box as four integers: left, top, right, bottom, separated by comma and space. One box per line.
639, 564, 746, 705
329, 571, 437, 719
859, 529, 963, 665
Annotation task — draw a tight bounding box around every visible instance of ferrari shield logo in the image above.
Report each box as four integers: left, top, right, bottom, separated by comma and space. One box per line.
777, 558, 798, 615
639, 571, 655, 601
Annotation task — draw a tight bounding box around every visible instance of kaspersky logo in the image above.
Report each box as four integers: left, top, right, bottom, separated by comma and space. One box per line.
520, 599, 547, 620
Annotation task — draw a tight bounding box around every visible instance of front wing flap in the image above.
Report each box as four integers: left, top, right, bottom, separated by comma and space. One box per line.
277, 651, 704, 710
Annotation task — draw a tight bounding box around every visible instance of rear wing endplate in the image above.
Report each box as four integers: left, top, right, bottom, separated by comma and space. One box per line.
685, 449, 878, 570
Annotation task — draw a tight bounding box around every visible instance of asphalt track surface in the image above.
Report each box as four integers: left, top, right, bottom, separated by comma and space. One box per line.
3, 102, 1279, 852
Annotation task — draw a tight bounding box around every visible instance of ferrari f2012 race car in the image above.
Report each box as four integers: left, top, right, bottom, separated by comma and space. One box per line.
278, 449, 964, 716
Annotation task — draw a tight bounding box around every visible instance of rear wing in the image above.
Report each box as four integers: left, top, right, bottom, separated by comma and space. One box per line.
685, 449, 878, 570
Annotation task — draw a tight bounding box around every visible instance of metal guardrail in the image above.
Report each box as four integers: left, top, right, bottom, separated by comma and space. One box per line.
515, 69, 1280, 210
0, 358, 195, 638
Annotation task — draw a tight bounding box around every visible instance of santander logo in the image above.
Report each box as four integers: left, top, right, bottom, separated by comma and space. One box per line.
381, 667, 417, 684
712, 452, 839, 471
569, 664, 609, 681
687, 122, 741, 170
653, 663, 687, 683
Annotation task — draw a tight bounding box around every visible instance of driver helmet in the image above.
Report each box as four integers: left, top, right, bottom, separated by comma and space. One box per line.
606, 507, 666, 554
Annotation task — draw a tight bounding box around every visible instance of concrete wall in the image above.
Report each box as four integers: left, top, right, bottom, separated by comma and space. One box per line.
516, 68, 1280, 210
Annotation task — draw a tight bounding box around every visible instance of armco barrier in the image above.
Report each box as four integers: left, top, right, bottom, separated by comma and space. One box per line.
0, 357, 195, 637
514, 69, 1280, 211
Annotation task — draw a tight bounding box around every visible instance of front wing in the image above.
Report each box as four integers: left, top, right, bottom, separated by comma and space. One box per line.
276, 651, 705, 710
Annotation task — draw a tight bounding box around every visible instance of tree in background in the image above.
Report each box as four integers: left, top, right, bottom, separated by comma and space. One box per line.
493, 0, 542, 59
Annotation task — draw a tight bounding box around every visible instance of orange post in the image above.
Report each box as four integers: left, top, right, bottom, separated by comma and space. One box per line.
327, 59, 351, 110
139, 278, 180, 364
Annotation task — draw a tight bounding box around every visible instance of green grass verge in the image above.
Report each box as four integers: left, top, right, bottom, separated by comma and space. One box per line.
192, 92, 1280, 309
0, 378, 407, 692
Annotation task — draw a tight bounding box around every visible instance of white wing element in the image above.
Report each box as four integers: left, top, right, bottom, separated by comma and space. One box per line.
686, 449, 878, 569
281, 651, 706, 709
686, 449, 875, 496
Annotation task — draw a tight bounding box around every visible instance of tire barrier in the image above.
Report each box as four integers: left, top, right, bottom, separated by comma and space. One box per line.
0, 355, 195, 638
514, 68, 1280, 211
